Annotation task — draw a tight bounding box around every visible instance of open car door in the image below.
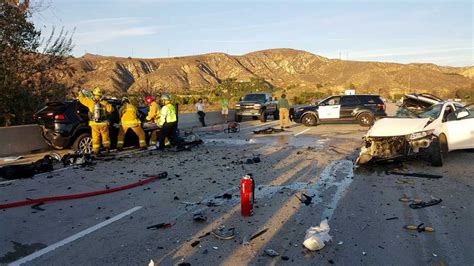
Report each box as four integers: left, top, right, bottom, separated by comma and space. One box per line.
445, 103, 474, 150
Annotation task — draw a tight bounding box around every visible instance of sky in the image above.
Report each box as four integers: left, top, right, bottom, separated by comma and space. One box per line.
32, 0, 473, 66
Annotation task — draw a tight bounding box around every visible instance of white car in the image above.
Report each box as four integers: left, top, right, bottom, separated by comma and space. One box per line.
357, 94, 474, 166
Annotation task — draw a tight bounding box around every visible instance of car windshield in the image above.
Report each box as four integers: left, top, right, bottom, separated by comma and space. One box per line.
418, 104, 443, 120
395, 103, 443, 120
243, 94, 266, 102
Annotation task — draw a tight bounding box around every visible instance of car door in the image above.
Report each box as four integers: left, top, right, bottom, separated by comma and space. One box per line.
318, 96, 341, 119
445, 103, 474, 150
340, 96, 361, 119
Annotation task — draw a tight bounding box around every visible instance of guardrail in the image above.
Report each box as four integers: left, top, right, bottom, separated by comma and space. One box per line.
0, 110, 236, 157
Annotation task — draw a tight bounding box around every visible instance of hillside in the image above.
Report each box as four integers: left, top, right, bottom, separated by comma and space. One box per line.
65, 48, 473, 98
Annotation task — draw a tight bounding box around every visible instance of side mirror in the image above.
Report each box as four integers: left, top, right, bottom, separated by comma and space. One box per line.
456, 110, 469, 119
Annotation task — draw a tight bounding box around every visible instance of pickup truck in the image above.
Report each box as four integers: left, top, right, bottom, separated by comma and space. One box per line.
235, 93, 279, 122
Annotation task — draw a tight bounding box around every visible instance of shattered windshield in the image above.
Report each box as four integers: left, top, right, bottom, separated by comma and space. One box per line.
417, 104, 443, 120
396, 103, 443, 120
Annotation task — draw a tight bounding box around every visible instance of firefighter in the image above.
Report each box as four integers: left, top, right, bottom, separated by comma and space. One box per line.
78, 87, 113, 154
156, 94, 178, 150
117, 97, 146, 151
144, 96, 160, 146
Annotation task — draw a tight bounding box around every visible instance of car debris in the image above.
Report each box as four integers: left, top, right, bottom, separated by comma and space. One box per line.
395, 178, 415, 185
0, 155, 56, 180
385, 217, 399, 221
399, 195, 422, 203
303, 219, 332, 251
409, 198, 442, 209
356, 94, 474, 166
404, 223, 434, 232
224, 122, 240, 133
0, 156, 23, 162
253, 127, 284, 134
61, 152, 94, 166
295, 193, 313, 205
211, 226, 235, 240
387, 171, 443, 179
31, 202, 45, 211
193, 212, 207, 222
264, 249, 280, 257
146, 223, 172, 230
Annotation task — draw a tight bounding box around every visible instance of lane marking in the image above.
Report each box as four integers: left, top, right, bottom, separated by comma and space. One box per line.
9, 206, 142, 266
294, 128, 310, 136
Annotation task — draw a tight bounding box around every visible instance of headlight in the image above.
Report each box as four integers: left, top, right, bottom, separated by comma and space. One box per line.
254, 103, 261, 109
408, 130, 434, 140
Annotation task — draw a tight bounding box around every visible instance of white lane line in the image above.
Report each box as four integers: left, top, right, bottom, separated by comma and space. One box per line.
294, 128, 310, 136
9, 206, 143, 266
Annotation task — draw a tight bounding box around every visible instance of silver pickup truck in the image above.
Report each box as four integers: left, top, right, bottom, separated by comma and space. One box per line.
234, 93, 279, 122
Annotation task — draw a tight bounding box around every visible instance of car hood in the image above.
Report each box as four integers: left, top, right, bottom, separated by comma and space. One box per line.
366, 118, 430, 137
238, 101, 263, 105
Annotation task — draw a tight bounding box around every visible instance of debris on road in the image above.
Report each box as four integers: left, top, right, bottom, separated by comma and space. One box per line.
253, 127, 284, 134
399, 195, 422, 203
224, 122, 240, 133
190, 240, 200, 247
249, 227, 269, 242
404, 223, 435, 232
395, 178, 415, 185
146, 223, 172, 230
61, 152, 94, 166
0, 155, 56, 180
409, 198, 442, 209
193, 212, 207, 222
264, 249, 280, 257
211, 226, 235, 240
295, 193, 313, 205
0, 156, 23, 162
31, 202, 45, 211
387, 171, 443, 179
385, 217, 399, 221
303, 219, 332, 251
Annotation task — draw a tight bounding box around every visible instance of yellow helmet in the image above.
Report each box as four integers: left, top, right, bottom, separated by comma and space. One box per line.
92, 87, 102, 96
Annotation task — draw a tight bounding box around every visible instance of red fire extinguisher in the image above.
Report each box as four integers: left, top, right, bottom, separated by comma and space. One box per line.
240, 174, 255, 216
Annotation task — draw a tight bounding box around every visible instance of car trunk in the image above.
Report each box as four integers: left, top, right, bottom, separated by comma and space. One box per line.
34, 102, 69, 129
402, 93, 443, 110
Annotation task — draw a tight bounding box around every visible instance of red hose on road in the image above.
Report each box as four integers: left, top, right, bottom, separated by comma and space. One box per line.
0, 172, 167, 209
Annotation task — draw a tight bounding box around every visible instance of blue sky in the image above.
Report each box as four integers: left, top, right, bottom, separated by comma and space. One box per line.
33, 0, 473, 66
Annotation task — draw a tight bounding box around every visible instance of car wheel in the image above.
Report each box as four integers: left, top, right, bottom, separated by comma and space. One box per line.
73, 133, 92, 153
235, 114, 242, 122
430, 135, 448, 167
302, 114, 317, 127
273, 110, 279, 120
260, 112, 267, 122
358, 113, 375, 127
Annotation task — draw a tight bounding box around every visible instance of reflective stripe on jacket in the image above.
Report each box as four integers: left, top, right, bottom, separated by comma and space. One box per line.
158, 104, 177, 126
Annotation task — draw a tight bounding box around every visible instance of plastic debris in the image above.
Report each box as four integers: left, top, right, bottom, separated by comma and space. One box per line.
264, 249, 280, 257
211, 226, 235, 240
303, 219, 332, 251
193, 212, 207, 222
295, 193, 313, 205
409, 198, 442, 209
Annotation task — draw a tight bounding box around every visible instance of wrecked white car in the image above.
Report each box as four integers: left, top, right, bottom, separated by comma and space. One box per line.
357, 94, 474, 166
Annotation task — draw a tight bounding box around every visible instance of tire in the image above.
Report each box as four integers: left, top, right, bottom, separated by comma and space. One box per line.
235, 114, 242, 122
273, 110, 279, 120
431, 134, 447, 167
302, 114, 318, 127
73, 133, 92, 153
260, 112, 267, 122
358, 113, 375, 127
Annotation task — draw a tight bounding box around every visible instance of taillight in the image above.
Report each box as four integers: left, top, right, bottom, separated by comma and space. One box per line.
54, 114, 65, 120
377, 103, 386, 111
47, 112, 54, 116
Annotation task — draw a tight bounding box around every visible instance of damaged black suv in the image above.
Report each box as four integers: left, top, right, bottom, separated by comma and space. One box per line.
34, 100, 151, 152
292, 94, 387, 127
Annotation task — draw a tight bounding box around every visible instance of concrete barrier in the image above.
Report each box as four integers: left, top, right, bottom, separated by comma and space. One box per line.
0, 110, 236, 157
0, 125, 49, 157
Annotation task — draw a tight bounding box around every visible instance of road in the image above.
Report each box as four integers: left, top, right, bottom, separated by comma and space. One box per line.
0, 118, 473, 265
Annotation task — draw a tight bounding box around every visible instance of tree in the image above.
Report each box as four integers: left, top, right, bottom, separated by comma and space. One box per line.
0, 0, 74, 126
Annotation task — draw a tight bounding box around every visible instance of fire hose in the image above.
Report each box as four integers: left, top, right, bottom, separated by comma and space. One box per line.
0, 172, 167, 209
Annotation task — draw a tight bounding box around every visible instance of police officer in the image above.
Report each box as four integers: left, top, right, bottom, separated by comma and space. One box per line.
117, 97, 146, 151
78, 87, 113, 154
156, 94, 178, 150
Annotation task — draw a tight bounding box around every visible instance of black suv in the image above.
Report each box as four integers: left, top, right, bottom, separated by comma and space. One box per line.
291, 94, 387, 127
34, 99, 152, 152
